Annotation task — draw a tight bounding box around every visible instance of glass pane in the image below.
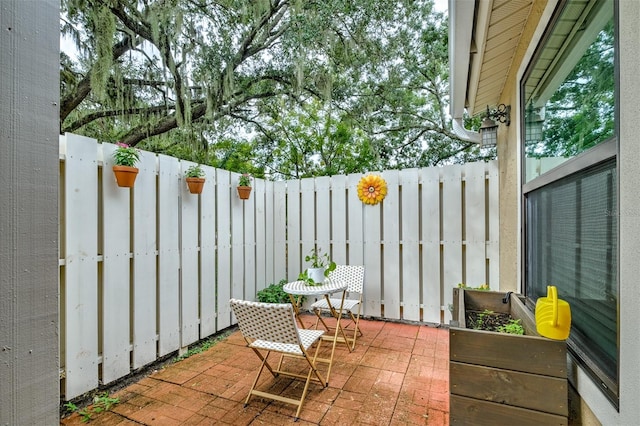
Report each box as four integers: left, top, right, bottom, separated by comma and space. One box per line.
523, 1, 614, 182
525, 158, 617, 387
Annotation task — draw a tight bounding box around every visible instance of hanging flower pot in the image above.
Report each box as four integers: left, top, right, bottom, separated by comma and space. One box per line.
112, 142, 140, 188
186, 177, 206, 194
237, 186, 252, 200
112, 165, 139, 188
237, 173, 252, 200
184, 164, 206, 194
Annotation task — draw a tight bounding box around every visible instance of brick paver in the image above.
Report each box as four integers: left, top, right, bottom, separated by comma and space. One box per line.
60, 315, 449, 425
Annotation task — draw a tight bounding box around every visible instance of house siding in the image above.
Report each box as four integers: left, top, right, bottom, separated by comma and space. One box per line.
0, 0, 60, 424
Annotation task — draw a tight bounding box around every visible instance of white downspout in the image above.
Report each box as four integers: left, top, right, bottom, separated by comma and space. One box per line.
452, 117, 481, 144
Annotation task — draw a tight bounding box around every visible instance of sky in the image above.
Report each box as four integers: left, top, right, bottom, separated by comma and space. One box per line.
434, 0, 448, 13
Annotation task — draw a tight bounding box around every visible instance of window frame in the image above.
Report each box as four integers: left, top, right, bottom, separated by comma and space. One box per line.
519, 0, 619, 406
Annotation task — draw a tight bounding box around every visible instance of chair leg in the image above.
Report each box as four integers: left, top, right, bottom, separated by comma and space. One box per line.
246, 352, 271, 406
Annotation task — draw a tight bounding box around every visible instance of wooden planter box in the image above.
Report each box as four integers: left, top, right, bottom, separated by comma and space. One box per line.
449, 288, 568, 426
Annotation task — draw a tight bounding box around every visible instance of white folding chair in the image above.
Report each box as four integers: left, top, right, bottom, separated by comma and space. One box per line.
229, 299, 326, 421
311, 265, 364, 350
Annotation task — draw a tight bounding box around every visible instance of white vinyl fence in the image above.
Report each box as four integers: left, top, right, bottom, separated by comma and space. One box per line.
59, 133, 499, 399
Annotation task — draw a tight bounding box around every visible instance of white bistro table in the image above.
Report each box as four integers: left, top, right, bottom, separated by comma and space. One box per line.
283, 279, 349, 385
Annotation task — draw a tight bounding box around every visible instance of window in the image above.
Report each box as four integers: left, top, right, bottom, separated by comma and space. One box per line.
523, 1, 614, 182
521, 0, 618, 404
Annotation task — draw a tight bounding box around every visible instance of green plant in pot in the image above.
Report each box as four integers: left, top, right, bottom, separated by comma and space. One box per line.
237, 173, 252, 200
185, 164, 206, 194
298, 248, 336, 285
112, 142, 140, 187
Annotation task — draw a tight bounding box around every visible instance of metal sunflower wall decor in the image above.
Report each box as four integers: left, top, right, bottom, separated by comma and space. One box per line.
357, 174, 387, 205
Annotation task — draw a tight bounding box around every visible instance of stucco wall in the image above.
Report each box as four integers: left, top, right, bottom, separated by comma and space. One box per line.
0, 0, 60, 423
496, 0, 550, 293
617, 1, 640, 424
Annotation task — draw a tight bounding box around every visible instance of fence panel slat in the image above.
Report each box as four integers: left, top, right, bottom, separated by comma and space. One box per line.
63, 134, 99, 399
287, 180, 301, 282
487, 160, 500, 287
421, 167, 442, 323
465, 162, 488, 287
181, 161, 201, 347
200, 165, 217, 338
363, 180, 382, 318
244, 182, 256, 300
400, 169, 420, 321
300, 178, 317, 276
255, 179, 267, 291
316, 176, 331, 258
231, 172, 246, 301
132, 149, 158, 368
101, 143, 133, 384
157, 154, 180, 356
216, 170, 232, 328
273, 181, 288, 282
347, 174, 365, 265
442, 165, 463, 324
330, 175, 348, 265
383, 171, 401, 319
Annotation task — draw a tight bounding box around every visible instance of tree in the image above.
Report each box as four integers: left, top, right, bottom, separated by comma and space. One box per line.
525, 21, 615, 158
61, 0, 490, 176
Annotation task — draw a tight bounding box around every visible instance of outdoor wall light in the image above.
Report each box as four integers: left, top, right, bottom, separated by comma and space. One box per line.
479, 104, 511, 148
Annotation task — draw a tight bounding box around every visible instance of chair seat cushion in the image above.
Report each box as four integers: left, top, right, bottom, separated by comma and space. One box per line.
311, 298, 360, 311
250, 328, 324, 353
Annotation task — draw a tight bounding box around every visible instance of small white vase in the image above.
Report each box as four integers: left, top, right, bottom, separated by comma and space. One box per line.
307, 267, 326, 284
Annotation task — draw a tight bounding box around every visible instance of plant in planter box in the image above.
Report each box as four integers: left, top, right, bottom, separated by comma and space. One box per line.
185, 164, 206, 194
298, 248, 336, 285
112, 142, 140, 187
237, 173, 252, 200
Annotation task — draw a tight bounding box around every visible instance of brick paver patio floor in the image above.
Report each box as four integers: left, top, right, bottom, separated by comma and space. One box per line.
60, 315, 449, 425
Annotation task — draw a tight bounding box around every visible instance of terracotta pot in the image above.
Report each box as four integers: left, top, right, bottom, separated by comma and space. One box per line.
237, 186, 252, 200
186, 177, 205, 194
112, 165, 139, 188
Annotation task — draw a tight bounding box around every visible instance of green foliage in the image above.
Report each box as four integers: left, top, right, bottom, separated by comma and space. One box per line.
61, 0, 485, 176
238, 173, 252, 186
64, 392, 120, 423
174, 331, 231, 361
297, 248, 337, 285
112, 143, 140, 167
457, 282, 490, 290
185, 164, 204, 178
256, 279, 302, 304
525, 20, 614, 158
304, 248, 335, 269
498, 319, 525, 335
471, 310, 495, 330
471, 309, 525, 335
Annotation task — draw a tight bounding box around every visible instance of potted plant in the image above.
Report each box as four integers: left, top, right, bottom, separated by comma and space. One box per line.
185, 164, 206, 194
237, 173, 252, 200
299, 248, 336, 285
112, 142, 140, 188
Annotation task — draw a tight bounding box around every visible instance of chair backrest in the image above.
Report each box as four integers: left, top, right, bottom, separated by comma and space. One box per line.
328, 265, 364, 294
230, 299, 301, 346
